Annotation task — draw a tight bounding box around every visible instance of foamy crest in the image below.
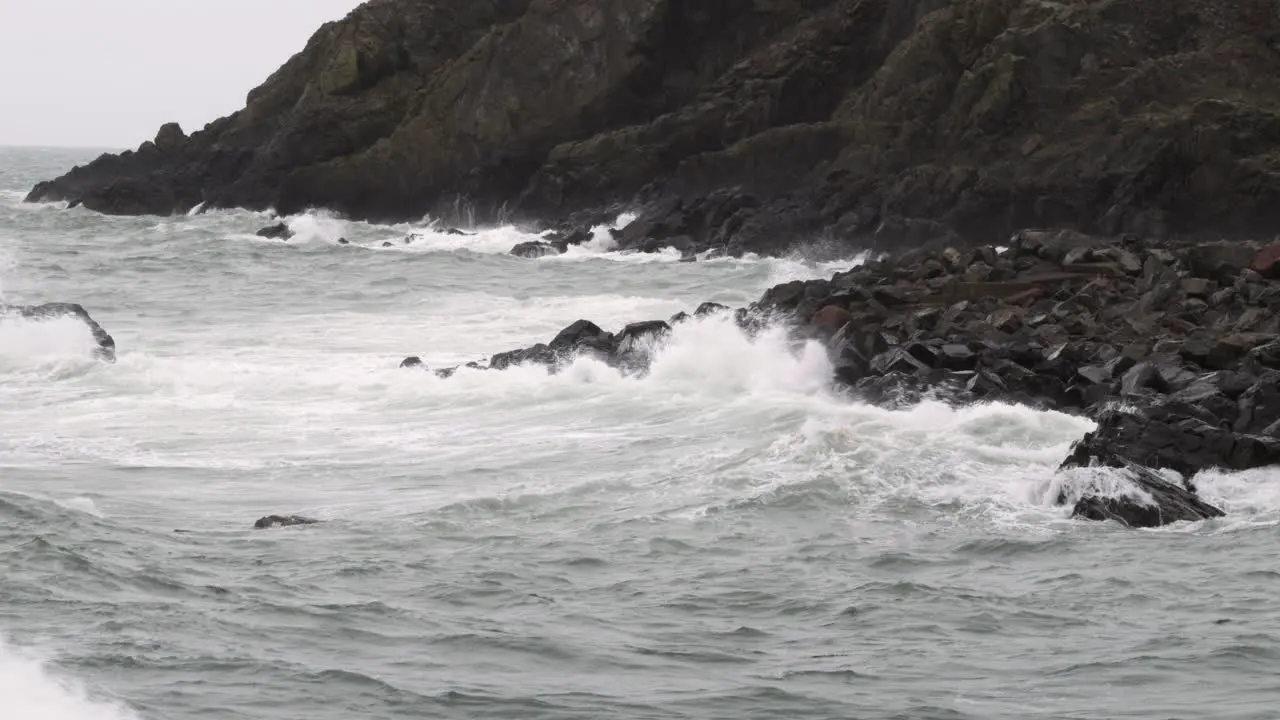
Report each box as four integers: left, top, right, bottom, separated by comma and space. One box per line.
0, 636, 139, 720
284, 210, 351, 244
0, 316, 100, 362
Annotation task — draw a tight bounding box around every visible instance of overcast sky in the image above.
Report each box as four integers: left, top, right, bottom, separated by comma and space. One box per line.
0, 0, 363, 148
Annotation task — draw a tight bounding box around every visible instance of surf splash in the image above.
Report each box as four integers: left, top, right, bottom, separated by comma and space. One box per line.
0, 636, 139, 720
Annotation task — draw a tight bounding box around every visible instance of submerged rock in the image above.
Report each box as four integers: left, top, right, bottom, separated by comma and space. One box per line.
399, 356, 426, 369
1, 302, 117, 362
256, 222, 293, 240
253, 515, 320, 530
511, 241, 562, 258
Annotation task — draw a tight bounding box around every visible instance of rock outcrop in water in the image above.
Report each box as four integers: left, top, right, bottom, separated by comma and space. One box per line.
425, 230, 1280, 527
253, 515, 320, 530
26, 0, 1280, 256
0, 303, 117, 362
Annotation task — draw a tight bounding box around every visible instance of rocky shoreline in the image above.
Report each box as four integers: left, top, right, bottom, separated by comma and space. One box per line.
406, 229, 1280, 528
23, 0, 1280, 258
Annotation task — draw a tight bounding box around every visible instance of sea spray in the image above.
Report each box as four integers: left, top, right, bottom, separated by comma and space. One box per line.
0, 636, 139, 720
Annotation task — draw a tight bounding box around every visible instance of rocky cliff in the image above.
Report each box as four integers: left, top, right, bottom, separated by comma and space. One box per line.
28, 0, 1280, 253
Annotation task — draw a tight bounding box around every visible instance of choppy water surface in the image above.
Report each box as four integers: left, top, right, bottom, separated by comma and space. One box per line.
2, 146, 1278, 720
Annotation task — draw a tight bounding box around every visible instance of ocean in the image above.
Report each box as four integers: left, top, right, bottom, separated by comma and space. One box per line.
2, 146, 1278, 720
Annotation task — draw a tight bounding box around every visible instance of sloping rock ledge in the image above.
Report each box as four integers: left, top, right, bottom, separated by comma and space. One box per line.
404, 229, 1280, 528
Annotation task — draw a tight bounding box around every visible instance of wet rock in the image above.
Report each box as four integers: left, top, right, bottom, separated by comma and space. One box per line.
1070, 463, 1225, 528
1252, 244, 1280, 279
695, 302, 730, 318
511, 241, 562, 258
550, 320, 613, 355
489, 343, 557, 371
253, 515, 320, 530
1063, 402, 1280, 479
256, 222, 293, 240
615, 321, 671, 353
399, 356, 425, 369
811, 305, 851, 332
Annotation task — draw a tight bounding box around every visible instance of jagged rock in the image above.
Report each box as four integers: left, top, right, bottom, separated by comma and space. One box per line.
25, 0, 1280, 254
1070, 463, 1226, 528
1252, 244, 1280, 278
256, 223, 293, 240
154, 122, 187, 154
695, 302, 730, 317
0, 303, 116, 362
253, 515, 319, 530
511, 241, 562, 258
615, 321, 671, 353
489, 343, 557, 371
1063, 401, 1280, 479
549, 320, 613, 354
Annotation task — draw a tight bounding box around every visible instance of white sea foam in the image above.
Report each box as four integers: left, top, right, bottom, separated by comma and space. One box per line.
0, 636, 138, 720
0, 315, 100, 362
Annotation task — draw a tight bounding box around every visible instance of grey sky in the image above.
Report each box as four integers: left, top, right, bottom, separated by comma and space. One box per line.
0, 0, 363, 148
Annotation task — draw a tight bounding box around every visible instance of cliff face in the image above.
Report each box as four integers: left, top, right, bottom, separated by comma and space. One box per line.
28, 0, 1280, 250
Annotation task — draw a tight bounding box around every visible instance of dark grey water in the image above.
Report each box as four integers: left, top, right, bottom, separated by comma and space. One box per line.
2, 146, 1279, 720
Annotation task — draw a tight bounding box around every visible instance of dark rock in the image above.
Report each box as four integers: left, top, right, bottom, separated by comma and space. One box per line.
1181, 278, 1212, 298
695, 302, 730, 318
399, 356, 425, 369
337, 237, 350, 245
253, 515, 320, 530
550, 320, 612, 354
511, 241, 562, 258
811, 305, 851, 332
1063, 402, 1280, 479
489, 343, 557, 371
1252, 244, 1280, 278
154, 122, 187, 154
1, 302, 116, 362
256, 222, 293, 240
1187, 243, 1256, 282
1235, 380, 1280, 435
1070, 463, 1225, 528
27, 0, 1280, 253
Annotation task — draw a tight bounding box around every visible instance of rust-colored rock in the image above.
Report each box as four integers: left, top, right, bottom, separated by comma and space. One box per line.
1251, 244, 1280, 278
811, 304, 852, 331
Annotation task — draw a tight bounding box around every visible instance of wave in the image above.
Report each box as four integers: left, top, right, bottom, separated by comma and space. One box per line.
0, 635, 139, 720
0, 315, 103, 364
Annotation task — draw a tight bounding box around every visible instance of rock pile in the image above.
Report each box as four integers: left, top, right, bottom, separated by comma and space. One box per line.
414, 230, 1280, 528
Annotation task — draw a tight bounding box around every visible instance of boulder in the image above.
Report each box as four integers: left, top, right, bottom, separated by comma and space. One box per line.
256, 223, 293, 240
1070, 463, 1225, 528
253, 515, 320, 529
511, 241, 562, 258
1252, 244, 1280, 278
399, 356, 426, 369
